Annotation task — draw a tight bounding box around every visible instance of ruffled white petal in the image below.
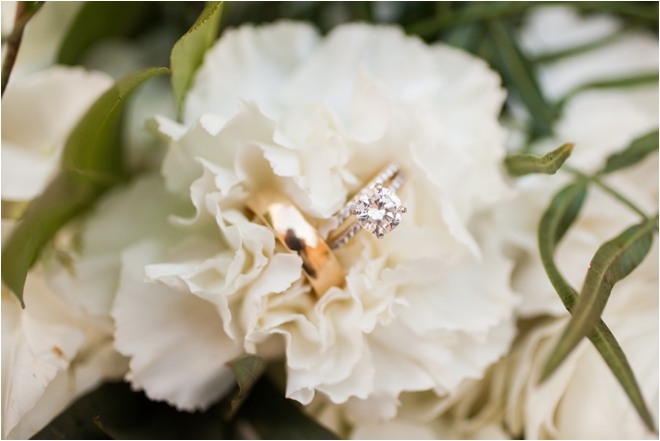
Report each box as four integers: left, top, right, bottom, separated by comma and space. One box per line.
185, 22, 320, 124
2, 266, 124, 439
44, 175, 190, 316
112, 241, 241, 411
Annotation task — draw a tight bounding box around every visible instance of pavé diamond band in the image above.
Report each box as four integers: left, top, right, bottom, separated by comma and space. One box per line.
328, 163, 407, 250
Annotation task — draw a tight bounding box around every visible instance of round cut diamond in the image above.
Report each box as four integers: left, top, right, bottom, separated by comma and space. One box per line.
354, 186, 404, 238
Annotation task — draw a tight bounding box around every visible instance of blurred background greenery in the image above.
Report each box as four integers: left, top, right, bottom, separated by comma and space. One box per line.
56, 1, 658, 141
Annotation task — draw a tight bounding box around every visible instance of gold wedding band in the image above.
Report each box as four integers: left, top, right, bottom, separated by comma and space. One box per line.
247, 188, 345, 297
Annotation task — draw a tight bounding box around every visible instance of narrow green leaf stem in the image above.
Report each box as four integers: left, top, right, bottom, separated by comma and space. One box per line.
564, 166, 651, 221
591, 175, 652, 221
537, 183, 656, 431
603, 130, 659, 174
531, 31, 625, 64
505, 143, 573, 176
542, 216, 657, 382
557, 72, 659, 108
1, 1, 44, 96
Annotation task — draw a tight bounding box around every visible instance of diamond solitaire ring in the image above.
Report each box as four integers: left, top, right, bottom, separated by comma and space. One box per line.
328, 163, 406, 249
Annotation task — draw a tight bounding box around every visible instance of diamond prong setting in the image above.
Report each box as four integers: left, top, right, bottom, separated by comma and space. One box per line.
353, 185, 405, 238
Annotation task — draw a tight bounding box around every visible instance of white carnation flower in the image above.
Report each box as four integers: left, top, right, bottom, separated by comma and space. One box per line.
1, 221, 127, 440
316, 151, 657, 438
110, 21, 519, 418
428, 6, 659, 439
311, 7, 659, 438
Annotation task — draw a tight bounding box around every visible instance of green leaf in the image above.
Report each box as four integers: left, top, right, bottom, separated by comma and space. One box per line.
487, 19, 557, 136
235, 376, 340, 440
1, 199, 30, 221
227, 354, 266, 414
170, 1, 223, 117
538, 182, 589, 306
602, 129, 659, 174
1, 67, 168, 307
406, 2, 530, 38
543, 215, 658, 382
538, 183, 656, 432
33, 381, 230, 439
505, 143, 573, 176
57, 2, 152, 65
1, 173, 104, 307
531, 31, 623, 64
558, 72, 659, 108
441, 22, 484, 54
62, 67, 169, 184
587, 320, 657, 432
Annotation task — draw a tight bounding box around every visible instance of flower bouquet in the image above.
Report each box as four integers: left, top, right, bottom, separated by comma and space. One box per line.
2, 2, 658, 439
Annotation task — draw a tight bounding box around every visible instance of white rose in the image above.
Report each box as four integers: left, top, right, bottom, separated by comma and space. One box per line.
1, 66, 113, 201
109, 21, 519, 419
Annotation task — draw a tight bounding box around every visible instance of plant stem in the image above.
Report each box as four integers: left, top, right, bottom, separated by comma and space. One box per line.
565, 166, 650, 220
1, 2, 43, 97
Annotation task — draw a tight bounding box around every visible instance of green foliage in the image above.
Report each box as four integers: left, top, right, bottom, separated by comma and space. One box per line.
558, 72, 659, 107
505, 143, 573, 176
62, 68, 168, 183
543, 216, 657, 381
583, 321, 657, 432
603, 129, 659, 174
32, 375, 339, 440
234, 375, 340, 439
407, 2, 530, 38
57, 2, 153, 65
1, 173, 104, 308
170, 1, 223, 117
32, 381, 230, 439
538, 183, 656, 431
227, 354, 266, 414
538, 183, 588, 307
487, 19, 557, 136
1, 67, 167, 307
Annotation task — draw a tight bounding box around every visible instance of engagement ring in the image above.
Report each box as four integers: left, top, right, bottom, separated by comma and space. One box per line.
328, 162, 407, 249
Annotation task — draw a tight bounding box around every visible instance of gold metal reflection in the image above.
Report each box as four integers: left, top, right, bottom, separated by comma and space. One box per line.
247, 188, 345, 297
